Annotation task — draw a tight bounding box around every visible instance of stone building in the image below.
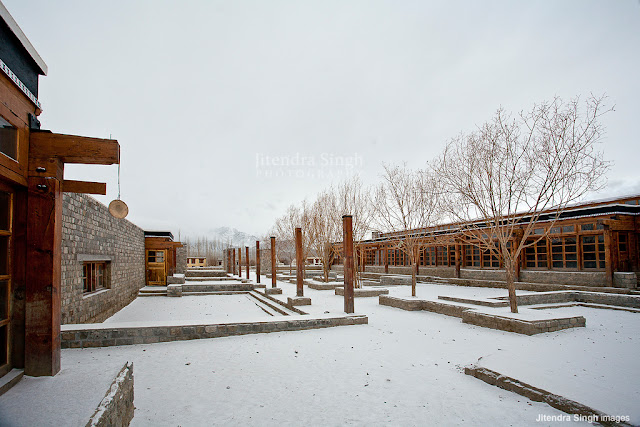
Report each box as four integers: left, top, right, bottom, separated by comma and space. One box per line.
61, 193, 146, 324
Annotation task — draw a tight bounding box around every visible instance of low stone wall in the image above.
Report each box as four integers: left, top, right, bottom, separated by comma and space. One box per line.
613, 272, 637, 289
380, 275, 412, 286
61, 315, 368, 349
86, 362, 134, 427
379, 295, 585, 335
461, 311, 585, 335
335, 287, 389, 297
465, 366, 632, 427
181, 283, 253, 292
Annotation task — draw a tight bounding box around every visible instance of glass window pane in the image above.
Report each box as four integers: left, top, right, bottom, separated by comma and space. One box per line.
0, 116, 18, 161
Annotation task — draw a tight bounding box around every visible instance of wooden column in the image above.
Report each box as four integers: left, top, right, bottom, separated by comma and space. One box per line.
238, 248, 242, 278
256, 241, 261, 283
245, 246, 249, 279
604, 227, 613, 286
454, 242, 461, 278
232, 248, 236, 275
343, 215, 354, 313
295, 228, 304, 297
25, 159, 63, 376
270, 236, 276, 288
384, 246, 389, 274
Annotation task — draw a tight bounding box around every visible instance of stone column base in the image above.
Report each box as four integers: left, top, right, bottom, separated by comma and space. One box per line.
265, 287, 282, 295
288, 296, 311, 306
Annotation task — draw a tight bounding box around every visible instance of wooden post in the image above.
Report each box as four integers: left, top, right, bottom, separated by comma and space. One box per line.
256, 241, 261, 283
232, 248, 236, 275
454, 242, 460, 278
604, 227, 614, 286
238, 248, 242, 278
295, 228, 304, 297
245, 246, 250, 279
384, 246, 389, 274
270, 236, 277, 287
25, 160, 63, 376
343, 215, 354, 313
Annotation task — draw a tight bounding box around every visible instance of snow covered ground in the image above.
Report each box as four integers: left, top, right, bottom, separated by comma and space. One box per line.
1, 273, 637, 426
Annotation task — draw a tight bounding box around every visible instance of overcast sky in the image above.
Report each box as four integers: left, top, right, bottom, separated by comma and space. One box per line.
5, 0, 640, 238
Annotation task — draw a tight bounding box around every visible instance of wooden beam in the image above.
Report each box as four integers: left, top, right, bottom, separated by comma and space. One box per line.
30, 132, 119, 165
62, 180, 106, 195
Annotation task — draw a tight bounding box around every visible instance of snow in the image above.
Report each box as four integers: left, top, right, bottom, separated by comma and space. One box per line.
1, 273, 636, 426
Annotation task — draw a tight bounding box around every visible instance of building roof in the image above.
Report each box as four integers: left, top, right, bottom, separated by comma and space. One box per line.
0, 1, 47, 75
144, 231, 175, 240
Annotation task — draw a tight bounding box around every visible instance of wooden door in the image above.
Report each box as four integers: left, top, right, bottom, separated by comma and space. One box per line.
146, 250, 166, 286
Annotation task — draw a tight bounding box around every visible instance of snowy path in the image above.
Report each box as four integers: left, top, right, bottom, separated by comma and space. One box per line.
2, 273, 636, 426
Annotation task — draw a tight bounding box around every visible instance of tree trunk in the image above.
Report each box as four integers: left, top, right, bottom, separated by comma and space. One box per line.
504, 257, 518, 313
412, 262, 417, 297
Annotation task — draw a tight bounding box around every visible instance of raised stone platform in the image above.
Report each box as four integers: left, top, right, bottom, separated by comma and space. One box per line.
335, 287, 389, 297
87, 362, 134, 427
288, 296, 311, 306
61, 314, 367, 348
307, 280, 341, 290
380, 275, 412, 286
379, 295, 586, 335
265, 287, 282, 295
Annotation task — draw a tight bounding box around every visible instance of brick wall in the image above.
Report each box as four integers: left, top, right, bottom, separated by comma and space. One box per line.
61, 193, 145, 324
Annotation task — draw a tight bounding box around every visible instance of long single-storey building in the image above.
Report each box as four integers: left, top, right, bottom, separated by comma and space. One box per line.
332, 195, 640, 288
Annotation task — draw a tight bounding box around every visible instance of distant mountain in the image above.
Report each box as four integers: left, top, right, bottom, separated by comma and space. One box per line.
198, 226, 259, 248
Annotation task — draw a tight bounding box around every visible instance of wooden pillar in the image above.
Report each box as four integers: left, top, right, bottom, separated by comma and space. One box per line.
256, 241, 261, 283
270, 236, 277, 288
384, 246, 389, 274
604, 227, 613, 286
343, 215, 354, 313
454, 242, 461, 278
513, 231, 523, 282
295, 228, 304, 297
232, 248, 236, 275
245, 246, 250, 279
25, 159, 63, 376
238, 248, 242, 278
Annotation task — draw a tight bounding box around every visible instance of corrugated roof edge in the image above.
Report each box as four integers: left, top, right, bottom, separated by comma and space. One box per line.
0, 1, 48, 75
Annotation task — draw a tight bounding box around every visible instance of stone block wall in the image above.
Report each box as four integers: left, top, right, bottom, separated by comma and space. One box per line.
176, 246, 187, 274
61, 193, 145, 324
87, 362, 134, 427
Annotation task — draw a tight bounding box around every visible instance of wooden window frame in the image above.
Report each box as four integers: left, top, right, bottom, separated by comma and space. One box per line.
82, 261, 109, 294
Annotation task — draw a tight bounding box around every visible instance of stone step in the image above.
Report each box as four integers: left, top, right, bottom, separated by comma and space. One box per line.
0, 369, 23, 397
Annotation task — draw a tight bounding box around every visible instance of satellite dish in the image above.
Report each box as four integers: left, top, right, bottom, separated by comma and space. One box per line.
109, 199, 129, 219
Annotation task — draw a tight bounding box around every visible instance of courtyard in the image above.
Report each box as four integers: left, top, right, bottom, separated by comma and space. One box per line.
1, 273, 637, 426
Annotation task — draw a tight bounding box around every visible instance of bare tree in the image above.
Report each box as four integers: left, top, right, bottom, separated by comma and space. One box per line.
436, 95, 611, 313
334, 176, 373, 288
371, 164, 443, 296
309, 189, 340, 282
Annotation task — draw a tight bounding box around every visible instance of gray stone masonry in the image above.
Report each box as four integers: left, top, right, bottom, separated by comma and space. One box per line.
61, 315, 368, 348
167, 284, 182, 297
61, 193, 145, 324
464, 366, 632, 426
86, 362, 134, 427
166, 274, 185, 285
379, 295, 586, 335
176, 246, 187, 274
335, 287, 389, 297
613, 272, 637, 289
288, 296, 312, 306
265, 287, 283, 295
380, 275, 412, 286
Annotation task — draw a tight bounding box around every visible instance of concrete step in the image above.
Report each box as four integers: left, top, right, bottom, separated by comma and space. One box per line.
0, 369, 23, 397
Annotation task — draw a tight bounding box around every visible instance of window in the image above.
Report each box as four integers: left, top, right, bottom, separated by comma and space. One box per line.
465, 245, 480, 267
0, 116, 17, 161
551, 236, 578, 269
581, 223, 594, 231
147, 250, 164, 264
524, 238, 548, 269
582, 235, 605, 269
83, 262, 109, 293
436, 246, 449, 266
482, 248, 500, 268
